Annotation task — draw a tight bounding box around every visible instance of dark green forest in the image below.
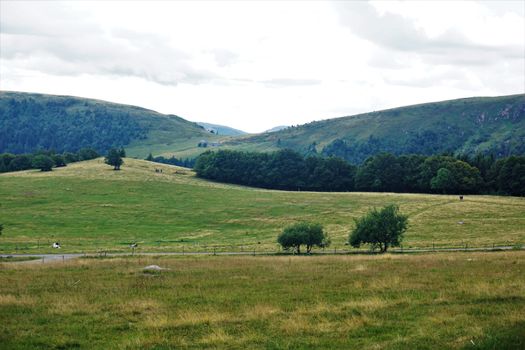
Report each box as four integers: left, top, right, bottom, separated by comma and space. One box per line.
195, 149, 525, 196
0, 94, 145, 153
0, 91, 210, 155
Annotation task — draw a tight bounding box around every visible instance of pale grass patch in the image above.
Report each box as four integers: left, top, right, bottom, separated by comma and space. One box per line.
243, 304, 281, 320
199, 328, 234, 345
280, 314, 313, 334
341, 297, 390, 311
0, 294, 35, 306
341, 315, 372, 331
369, 275, 402, 290
123, 299, 161, 314
353, 264, 367, 272
173, 310, 233, 326
143, 314, 170, 329
47, 296, 94, 316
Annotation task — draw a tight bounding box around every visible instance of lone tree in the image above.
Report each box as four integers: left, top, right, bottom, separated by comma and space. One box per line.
349, 204, 408, 253
32, 154, 54, 171
105, 148, 124, 170
278, 222, 330, 254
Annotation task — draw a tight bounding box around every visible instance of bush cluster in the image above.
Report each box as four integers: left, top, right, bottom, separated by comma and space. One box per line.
0, 148, 99, 173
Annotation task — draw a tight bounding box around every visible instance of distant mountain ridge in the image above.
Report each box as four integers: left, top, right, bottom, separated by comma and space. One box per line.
197, 122, 247, 136
227, 94, 525, 163
1, 91, 524, 162
264, 125, 289, 133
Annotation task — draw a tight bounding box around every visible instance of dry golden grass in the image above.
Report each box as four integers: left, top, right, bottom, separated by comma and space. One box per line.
2, 252, 523, 349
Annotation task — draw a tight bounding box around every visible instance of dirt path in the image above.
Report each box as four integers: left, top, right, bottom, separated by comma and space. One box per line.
1, 245, 523, 264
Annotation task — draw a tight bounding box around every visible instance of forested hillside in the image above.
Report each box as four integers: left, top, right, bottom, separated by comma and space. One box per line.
227, 94, 525, 163
0, 91, 211, 154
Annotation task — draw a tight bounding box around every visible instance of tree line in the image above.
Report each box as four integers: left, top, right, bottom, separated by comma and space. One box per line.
145, 153, 196, 168
195, 149, 525, 196
0, 148, 100, 173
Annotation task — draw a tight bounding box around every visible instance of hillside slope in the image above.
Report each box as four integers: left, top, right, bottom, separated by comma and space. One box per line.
227, 94, 525, 163
0, 91, 217, 157
0, 158, 523, 253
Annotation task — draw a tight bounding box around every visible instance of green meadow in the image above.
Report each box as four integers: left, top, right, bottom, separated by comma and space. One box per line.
1, 252, 524, 349
0, 158, 524, 253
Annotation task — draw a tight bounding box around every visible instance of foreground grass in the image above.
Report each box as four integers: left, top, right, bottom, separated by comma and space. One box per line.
1, 252, 524, 349
0, 158, 524, 253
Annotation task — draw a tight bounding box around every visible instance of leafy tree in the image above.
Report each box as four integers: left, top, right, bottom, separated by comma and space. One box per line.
0, 153, 15, 173
497, 156, 525, 196
8, 155, 33, 171
355, 153, 403, 192
63, 152, 79, 163
32, 154, 54, 171
78, 148, 99, 161
52, 154, 66, 167
277, 222, 329, 254
430, 168, 457, 193
146, 153, 154, 161
105, 148, 123, 170
119, 147, 126, 158
349, 204, 408, 253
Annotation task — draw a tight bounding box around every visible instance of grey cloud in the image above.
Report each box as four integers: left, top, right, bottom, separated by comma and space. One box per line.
0, 3, 217, 86
334, 1, 523, 67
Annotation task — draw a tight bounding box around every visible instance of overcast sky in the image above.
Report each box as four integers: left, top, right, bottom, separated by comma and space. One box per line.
1, 1, 524, 133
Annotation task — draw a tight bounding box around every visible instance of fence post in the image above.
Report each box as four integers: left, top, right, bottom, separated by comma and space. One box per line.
213, 247, 216, 256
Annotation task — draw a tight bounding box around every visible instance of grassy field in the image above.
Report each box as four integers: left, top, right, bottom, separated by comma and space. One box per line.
1, 252, 524, 349
0, 158, 524, 254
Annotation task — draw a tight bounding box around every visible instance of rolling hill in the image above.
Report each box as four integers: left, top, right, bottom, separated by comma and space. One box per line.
0, 157, 523, 254
227, 94, 525, 163
0, 91, 220, 158
1, 91, 524, 162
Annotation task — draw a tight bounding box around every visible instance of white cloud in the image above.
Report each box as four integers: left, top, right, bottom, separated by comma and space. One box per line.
1, 0, 523, 133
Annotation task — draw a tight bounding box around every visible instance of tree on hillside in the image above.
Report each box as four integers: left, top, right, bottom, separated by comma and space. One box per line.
277, 222, 329, 254
78, 148, 99, 161
497, 156, 525, 196
119, 147, 126, 158
430, 168, 457, 193
355, 153, 403, 192
52, 154, 66, 167
146, 153, 154, 161
349, 204, 408, 253
105, 148, 123, 170
8, 155, 33, 172
32, 155, 54, 171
